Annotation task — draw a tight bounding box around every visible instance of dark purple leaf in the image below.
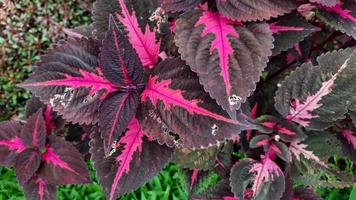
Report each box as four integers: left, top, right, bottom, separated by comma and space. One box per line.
175, 10, 274, 117
269, 12, 320, 55
0, 121, 26, 166
275, 48, 356, 130
39, 135, 90, 185
99, 92, 139, 156
139, 58, 249, 148
21, 110, 46, 149
65, 124, 90, 156
268, 141, 291, 163
294, 188, 323, 200
90, 119, 173, 200
20, 38, 115, 125
216, 0, 298, 22
23, 174, 56, 200
249, 135, 270, 148
230, 159, 255, 199
158, 0, 202, 12
316, 1, 356, 39
100, 16, 144, 85
15, 149, 41, 185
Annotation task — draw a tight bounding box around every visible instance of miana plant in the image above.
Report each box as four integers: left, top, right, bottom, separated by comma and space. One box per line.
1, 0, 356, 199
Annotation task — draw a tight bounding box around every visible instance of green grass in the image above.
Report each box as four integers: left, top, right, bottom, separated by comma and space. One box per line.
0, 163, 188, 200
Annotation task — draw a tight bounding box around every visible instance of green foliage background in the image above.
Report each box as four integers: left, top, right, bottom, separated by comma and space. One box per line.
0, 0, 354, 199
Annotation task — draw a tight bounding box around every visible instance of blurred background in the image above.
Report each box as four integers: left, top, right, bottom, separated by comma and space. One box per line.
0, 0, 355, 199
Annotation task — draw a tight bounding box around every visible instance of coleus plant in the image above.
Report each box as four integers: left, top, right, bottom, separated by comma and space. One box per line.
1, 0, 356, 199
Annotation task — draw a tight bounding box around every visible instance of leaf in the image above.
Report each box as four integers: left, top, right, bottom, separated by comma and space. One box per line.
23, 175, 56, 200
99, 92, 139, 156
100, 15, 144, 85
257, 115, 307, 142
0, 121, 25, 166
249, 158, 284, 198
275, 48, 356, 130
92, 0, 157, 40
90, 120, 173, 200
230, 159, 255, 199
175, 10, 274, 117
269, 12, 320, 55
191, 177, 235, 200
21, 110, 46, 149
172, 145, 219, 170
15, 149, 41, 185
115, 0, 160, 68
139, 58, 248, 149
64, 24, 94, 39
350, 184, 356, 200
230, 158, 285, 200
250, 135, 270, 148
310, 0, 340, 6
20, 38, 115, 125
268, 141, 291, 163
65, 124, 90, 156
316, 1, 356, 39
341, 129, 356, 150
39, 135, 90, 185
293, 188, 323, 200
216, 0, 298, 22
304, 131, 342, 161
158, 0, 201, 12
289, 141, 327, 167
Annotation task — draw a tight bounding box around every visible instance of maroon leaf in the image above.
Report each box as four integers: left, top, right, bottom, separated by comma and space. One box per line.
20, 38, 115, 125
341, 129, 356, 150
269, 12, 320, 55
65, 124, 90, 156
249, 135, 270, 148
23, 175, 56, 200
216, 0, 298, 22
158, 0, 202, 12
21, 110, 46, 149
100, 16, 144, 86
275, 48, 356, 130
316, 1, 356, 39
15, 149, 41, 185
139, 58, 249, 148
310, 0, 340, 6
175, 10, 274, 117
39, 135, 90, 185
90, 119, 173, 200
99, 92, 139, 156
115, 0, 160, 68
0, 121, 26, 166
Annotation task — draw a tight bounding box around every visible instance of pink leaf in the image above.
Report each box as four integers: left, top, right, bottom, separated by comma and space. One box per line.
20, 69, 117, 99
190, 168, 199, 190
0, 136, 26, 153
249, 157, 283, 196
341, 129, 356, 150
269, 22, 305, 33
116, 0, 160, 68
289, 141, 327, 167
109, 118, 144, 200
141, 76, 241, 126
285, 52, 353, 126
195, 11, 239, 103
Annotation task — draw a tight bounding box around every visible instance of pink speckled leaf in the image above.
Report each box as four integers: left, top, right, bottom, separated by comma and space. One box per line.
138, 58, 250, 148
90, 121, 173, 200
230, 158, 285, 199
0, 121, 26, 166
275, 48, 356, 130
289, 141, 327, 167
115, 0, 160, 68
39, 135, 90, 185
216, 0, 298, 22
20, 38, 115, 125
23, 175, 56, 200
175, 10, 273, 117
